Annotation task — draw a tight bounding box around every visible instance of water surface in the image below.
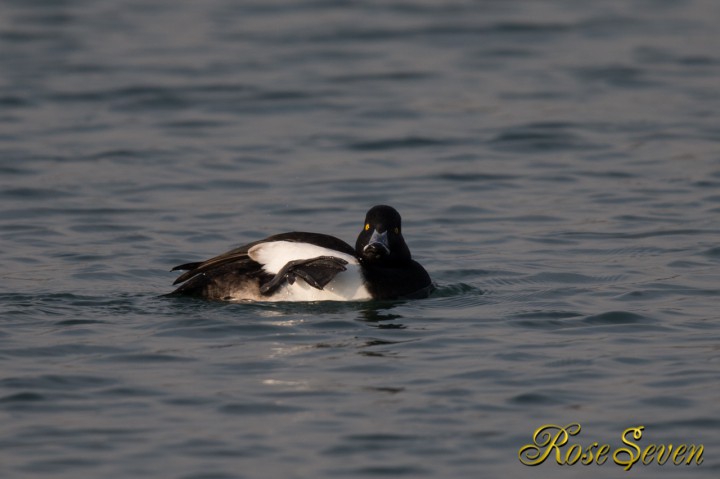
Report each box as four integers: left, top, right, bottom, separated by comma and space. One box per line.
1, 0, 719, 478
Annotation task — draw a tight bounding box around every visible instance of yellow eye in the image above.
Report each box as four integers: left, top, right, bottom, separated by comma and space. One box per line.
394, 227, 400, 234
364, 223, 370, 231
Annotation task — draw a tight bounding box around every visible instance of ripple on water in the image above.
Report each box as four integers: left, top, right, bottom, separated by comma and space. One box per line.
0, 392, 46, 404
218, 402, 306, 415
488, 122, 604, 152
0, 374, 119, 413
324, 434, 420, 455
701, 246, 720, 258
0, 374, 116, 391
347, 136, 457, 151
509, 309, 667, 332
581, 310, 652, 325
430, 282, 483, 298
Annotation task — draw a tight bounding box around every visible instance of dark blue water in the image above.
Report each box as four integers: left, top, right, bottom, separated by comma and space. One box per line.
1, 0, 719, 478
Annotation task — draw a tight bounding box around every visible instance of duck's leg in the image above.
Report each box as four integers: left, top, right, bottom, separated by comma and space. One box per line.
260, 256, 348, 295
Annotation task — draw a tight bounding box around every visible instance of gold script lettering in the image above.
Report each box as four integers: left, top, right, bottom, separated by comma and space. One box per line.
685, 445, 704, 465
519, 424, 703, 468
518, 423, 581, 466
613, 426, 644, 471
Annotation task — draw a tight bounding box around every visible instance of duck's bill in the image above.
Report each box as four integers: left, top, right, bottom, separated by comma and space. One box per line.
363, 230, 390, 258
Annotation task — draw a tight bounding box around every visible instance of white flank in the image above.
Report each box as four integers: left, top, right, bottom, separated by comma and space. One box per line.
247, 241, 371, 301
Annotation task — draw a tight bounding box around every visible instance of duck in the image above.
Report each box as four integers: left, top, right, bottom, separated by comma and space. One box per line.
169, 205, 433, 301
